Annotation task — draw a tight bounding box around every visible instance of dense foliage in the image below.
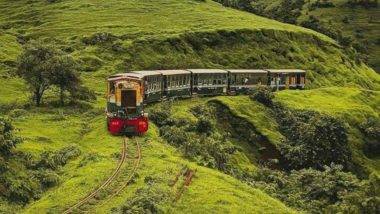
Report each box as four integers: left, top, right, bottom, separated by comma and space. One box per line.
360, 117, 380, 157
250, 87, 352, 170
0, 117, 21, 158
249, 86, 274, 107
149, 103, 237, 171
119, 177, 170, 214
276, 108, 351, 170
213, 0, 379, 70
252, 165, 380, 213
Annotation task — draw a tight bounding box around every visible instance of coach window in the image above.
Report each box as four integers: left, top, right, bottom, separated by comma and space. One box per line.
109, 81, 116, 94
172, 76, 175, 88
182, 75, 186, 87
199, 75, 204, 86
167, 76, 171, 88
231, 74, 236, 85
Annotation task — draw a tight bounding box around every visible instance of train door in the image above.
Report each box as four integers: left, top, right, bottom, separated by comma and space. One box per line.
121, 89, 137, 114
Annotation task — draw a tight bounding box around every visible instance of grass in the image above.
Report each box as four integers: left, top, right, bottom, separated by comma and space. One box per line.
0, 0, 379, 212
0, 32, 22, 63
220, 0, 380, 71
0, 0, 331, 42
300, 0, 380, 71
6, 110, 294, 213
212, 96, 283, 144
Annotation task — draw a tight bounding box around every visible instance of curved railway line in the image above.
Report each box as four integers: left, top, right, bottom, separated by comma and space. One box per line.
63, 137, 141, 213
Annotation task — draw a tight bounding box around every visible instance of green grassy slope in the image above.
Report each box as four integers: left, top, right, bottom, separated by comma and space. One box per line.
8, 111, 294, 213
299, 0, 380, 71
276, 87, 380, 176
0, 32, 27, 105
0, 0, 331, 40
214, 0, 380, 71
0, 0, 379, 212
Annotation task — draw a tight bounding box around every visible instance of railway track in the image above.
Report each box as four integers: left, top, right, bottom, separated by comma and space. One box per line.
63, 137, 141, 213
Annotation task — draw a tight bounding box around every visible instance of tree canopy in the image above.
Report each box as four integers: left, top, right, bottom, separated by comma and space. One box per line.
17, 41, 93, 106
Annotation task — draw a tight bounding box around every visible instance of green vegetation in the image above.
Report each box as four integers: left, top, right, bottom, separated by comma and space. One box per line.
16, 41, 94, 106
0, 0, 379, 213
276, 87, 380, 176
0, 0, 329, 39
0, 116, 80, 205
213, 0, 380, 71
253, 165, 380, 213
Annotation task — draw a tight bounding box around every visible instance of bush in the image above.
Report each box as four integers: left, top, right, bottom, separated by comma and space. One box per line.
360, 117, 380, 157
152, 104, 236, 171
196, 116, 213, 135
275, 108, 351, 170
8, 109, 28, 118
35, 170, 60, 188
0, 117, 21, 158
148, 102, 173, 127
252, 165, 379, 213
249, 86, 274, 107
36, 145, 81, 170
120, 185, 169, 213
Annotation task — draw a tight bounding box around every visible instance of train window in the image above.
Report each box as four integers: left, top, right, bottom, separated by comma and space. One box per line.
109, 81, 116, 94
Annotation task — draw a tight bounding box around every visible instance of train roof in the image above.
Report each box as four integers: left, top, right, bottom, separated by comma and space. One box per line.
107, 72, 143, 81
266, 69, 306, 73
227, 69, 267, 74
132, 70, 162, 77
187, 69, 228, 74
157, 70, 191, 75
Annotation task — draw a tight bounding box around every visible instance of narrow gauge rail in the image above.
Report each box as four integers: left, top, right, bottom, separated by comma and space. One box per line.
106, 69, 306, 135
63, 138, 128, 214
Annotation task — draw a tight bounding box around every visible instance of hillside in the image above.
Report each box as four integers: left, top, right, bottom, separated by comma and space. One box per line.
213, 0, 380, 72
0, 0, 379, 213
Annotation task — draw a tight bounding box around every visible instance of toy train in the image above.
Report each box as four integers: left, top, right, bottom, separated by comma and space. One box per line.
106, 69, 306, 135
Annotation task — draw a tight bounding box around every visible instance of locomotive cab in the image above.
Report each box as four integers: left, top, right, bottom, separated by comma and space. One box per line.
106, 74, 148, 135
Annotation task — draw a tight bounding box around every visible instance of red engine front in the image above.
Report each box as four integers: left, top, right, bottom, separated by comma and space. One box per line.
107, 116, 148, 135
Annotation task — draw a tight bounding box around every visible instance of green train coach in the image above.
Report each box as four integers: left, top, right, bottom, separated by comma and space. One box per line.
106, 69, 306, 135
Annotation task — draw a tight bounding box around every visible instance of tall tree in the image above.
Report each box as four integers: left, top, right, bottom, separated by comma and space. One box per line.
49, 55, 80, 106
17, 41, 57, 106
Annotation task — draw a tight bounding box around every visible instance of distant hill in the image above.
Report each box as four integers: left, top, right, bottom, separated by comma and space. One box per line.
213, 0, 380, 72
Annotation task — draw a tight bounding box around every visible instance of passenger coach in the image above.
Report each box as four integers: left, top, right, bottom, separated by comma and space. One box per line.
227, 69, 268, 94
188, 69, 228, 96
267, 69, 306, 90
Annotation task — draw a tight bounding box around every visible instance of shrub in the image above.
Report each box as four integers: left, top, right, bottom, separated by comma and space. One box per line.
36, 145, 81, 170
275, 108, 351, 170
8, 109, 28, 118
148, 102, 173, 127
36, 170, 60, 188
252, 165, 379, 212
120, 185, 169, 213
0, 117, 21, 158
360, 117, 380, 157
249, 86, 274, 107
196, 116, 213, 135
